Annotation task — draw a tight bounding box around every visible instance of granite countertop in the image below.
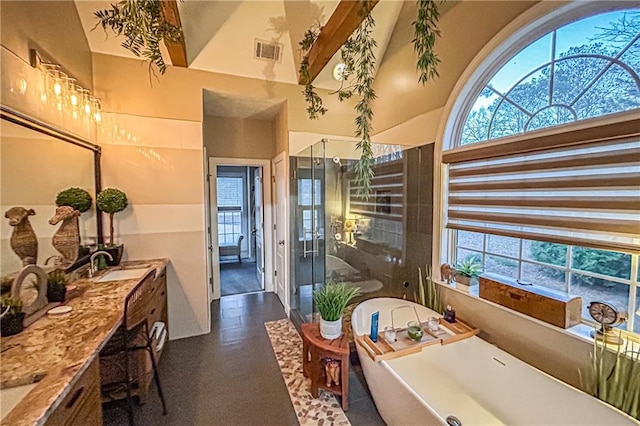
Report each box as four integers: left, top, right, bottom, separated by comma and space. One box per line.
0, 258, 169, 426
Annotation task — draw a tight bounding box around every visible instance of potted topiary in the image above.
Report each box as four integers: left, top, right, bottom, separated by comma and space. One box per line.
56, 187, 93, 213
96, 187, 128, 266
56, 187, 94, 260
0, 296, 24, 336
313, 281, 361, 339
453, 258, 482, 290
46, 269, 68, 303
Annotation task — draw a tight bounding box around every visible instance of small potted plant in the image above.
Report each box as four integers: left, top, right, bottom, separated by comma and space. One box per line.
0, 296, 24, 336
47, 269, 68, 303
454, 258, 482, 290
96, 187, 128, 266
1, 276, 13, 296
313, 281, 361, 339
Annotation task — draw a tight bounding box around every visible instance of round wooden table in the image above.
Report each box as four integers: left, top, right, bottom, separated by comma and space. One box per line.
301, 322, 350, 411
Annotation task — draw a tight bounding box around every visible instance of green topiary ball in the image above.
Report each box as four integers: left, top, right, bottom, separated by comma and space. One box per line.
96, 188, 128, 214
55, 187, 92, 213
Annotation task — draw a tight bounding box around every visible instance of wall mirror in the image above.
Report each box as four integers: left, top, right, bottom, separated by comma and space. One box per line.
0, 107, 102, 282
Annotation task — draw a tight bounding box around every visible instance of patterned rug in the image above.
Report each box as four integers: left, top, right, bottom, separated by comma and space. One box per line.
265, 319, 351, 425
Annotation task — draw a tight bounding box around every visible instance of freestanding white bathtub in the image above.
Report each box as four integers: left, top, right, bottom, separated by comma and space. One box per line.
352, 298, 638, 426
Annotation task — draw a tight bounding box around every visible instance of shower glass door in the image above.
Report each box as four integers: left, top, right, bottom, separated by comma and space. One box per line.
289, 140, 326, 326
310, 140, 326, 308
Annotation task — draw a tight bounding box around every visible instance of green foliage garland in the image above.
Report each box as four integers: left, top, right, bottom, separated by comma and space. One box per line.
413, 0, 443, 84
94, 0, 183, 75
299, 0, 443, 197
299, 24, 327, 119
55, 187, 92, 213
351, 10, 377, 197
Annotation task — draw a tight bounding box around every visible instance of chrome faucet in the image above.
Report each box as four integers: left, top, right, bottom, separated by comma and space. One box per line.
89, 251, 113, 278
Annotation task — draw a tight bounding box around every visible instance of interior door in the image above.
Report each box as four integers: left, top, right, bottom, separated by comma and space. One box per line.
274, 157, 287, 307
254, 168, 264, 287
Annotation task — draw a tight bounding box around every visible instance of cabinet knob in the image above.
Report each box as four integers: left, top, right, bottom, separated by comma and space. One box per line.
278, 240, 285, 245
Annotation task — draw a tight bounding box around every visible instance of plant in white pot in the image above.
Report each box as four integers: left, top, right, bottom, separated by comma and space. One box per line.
453, 258, 482, 290
313, 281, 361, 340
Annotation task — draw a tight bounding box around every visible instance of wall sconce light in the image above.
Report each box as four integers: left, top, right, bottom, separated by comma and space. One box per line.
29, 49, 102, 124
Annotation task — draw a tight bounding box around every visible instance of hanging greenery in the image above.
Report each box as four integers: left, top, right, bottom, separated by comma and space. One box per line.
298, 0, 444, 197
94, 0, 183, 75
413, 0, 443, 84
350, 9, 377, 197
299, 23, 327, 119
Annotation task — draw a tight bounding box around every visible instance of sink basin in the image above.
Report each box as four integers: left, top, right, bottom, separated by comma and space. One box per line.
119, 263, 152, 270
0, 383, 38, 420
95, 268, 152, 282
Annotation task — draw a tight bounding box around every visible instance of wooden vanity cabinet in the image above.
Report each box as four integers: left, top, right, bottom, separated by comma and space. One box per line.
45, 358, 102, 426
99, 268, 169, 403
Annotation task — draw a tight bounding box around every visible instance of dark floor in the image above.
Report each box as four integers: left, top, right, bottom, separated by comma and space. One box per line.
220, 260, 262, 296
102, 292, 385, 425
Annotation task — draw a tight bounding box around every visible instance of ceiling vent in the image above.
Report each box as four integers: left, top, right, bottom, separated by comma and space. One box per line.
254, 40, 282, 62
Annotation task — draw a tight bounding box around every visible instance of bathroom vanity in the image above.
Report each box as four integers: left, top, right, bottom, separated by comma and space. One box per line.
0, 259, 169, 426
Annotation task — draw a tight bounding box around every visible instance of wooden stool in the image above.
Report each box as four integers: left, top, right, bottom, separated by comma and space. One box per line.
301, 322, 350, 411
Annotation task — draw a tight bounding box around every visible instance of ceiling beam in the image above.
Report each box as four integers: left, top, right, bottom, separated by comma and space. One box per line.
160, 0, 188, 68
298, 0, 379, 85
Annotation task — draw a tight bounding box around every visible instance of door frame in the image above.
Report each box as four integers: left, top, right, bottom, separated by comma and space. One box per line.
272, 151, 290, 314
207, 157, 274, 301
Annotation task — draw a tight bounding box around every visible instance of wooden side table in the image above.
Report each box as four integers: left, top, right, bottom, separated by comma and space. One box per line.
301, 322, 350, 411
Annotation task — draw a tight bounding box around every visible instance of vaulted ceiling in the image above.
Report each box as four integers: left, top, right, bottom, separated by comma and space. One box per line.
74, 0, 403, 93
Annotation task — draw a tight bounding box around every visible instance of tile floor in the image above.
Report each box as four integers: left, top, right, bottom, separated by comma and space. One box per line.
103, 292, 385, 425
220, 261, 262, 296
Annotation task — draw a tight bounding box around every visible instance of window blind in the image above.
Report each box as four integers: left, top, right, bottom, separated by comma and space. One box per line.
442, 114, 640, 254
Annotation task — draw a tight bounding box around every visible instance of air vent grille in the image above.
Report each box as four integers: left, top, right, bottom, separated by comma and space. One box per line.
255, 40, 282, 62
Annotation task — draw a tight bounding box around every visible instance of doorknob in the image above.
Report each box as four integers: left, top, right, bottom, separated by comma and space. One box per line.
278, 240, 285, 245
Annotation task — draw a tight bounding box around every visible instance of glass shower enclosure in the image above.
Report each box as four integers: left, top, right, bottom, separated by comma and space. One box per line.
289, 141, 326, 325
289, 138, 433, 328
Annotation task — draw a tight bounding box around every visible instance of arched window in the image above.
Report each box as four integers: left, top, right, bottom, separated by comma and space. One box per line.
460, 10, 640, 146
442, 8, 640, 333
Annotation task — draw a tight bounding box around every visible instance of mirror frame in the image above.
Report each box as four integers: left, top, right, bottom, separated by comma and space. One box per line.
1, 105, 103, 271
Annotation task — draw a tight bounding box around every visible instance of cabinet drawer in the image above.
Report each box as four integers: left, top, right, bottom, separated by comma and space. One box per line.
46, 358, 101, 426
148, 281, 167, 323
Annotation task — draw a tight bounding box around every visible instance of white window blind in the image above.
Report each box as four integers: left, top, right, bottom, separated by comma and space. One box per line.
443, 114, 640, 254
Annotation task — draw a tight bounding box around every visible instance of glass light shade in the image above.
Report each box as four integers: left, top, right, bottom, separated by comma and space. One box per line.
67, 80, 79, 106
79, 90, 91, 115
91, 97, 102, 123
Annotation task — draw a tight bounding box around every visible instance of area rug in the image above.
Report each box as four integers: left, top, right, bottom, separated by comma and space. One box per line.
265, 319, 351, 426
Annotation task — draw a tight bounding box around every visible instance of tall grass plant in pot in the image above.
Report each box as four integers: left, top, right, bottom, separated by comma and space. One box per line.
313, 281, 361, 340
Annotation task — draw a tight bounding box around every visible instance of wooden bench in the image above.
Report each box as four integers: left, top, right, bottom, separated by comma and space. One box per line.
219, 235, 243, 263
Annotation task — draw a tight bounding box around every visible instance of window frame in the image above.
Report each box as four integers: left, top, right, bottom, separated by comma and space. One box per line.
436, 2, 640, 335
452, 231, 639, 332
216, 172, 249, 251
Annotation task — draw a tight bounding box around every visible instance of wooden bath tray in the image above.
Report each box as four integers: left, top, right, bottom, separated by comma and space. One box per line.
356, 318, 479, 362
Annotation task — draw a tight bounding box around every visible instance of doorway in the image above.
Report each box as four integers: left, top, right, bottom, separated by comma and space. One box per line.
207, 158, 274, 300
